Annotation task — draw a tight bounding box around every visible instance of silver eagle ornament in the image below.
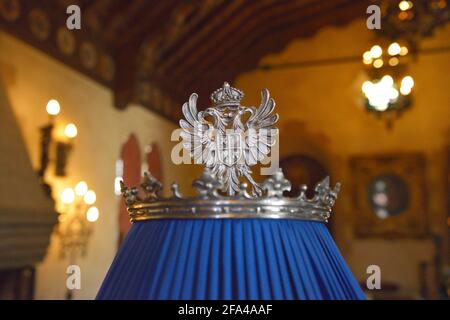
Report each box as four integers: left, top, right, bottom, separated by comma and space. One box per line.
179, 82, 279, 197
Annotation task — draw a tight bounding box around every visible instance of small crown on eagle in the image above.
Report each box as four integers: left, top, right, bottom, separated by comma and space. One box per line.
210, 82, 244, 107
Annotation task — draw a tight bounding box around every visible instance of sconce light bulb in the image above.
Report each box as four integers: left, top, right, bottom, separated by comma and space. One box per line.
46, 99, 61, 116
61, 188, 75, 204
84, 190, 97, 205
75, 181, 88, 196
86, 206, 99, 222
64, 123, 78, 138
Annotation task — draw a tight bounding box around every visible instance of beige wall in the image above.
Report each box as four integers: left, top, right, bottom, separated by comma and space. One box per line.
0, 31, 198, 299
236, 19, 449, 298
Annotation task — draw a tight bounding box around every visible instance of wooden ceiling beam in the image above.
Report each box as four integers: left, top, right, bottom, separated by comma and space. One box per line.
182, 0, 343, 81
153, 0, 246, 75
135, 1, 231, 97
113, 0, 181, 48
170, 0, 316, 79
101, 0, 148, 44
178, 0, 365, 108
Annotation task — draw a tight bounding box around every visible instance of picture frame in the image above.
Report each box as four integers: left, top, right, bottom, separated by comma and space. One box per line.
350, 153, 427, 238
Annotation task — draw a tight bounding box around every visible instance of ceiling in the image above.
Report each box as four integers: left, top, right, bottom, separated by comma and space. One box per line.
0, 0, 368, 121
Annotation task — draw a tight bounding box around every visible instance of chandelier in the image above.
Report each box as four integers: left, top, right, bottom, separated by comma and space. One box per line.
361, 41, 414, 128
377, 0, 450, 47
361, 0, 449, 127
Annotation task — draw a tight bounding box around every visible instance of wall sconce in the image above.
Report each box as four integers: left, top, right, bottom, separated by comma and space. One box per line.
38, 100, 78, 193
57, 181, 99, 299
55, 123, 77, 176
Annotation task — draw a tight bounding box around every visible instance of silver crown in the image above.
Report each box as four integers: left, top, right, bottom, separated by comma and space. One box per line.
121, 169, 340, 222
120, 83, 341, 223
210, 82, 244, 107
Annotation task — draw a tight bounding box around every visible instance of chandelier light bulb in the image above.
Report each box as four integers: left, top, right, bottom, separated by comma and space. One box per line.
399, 0, 413, 11
362, 81, 373, 94
371, 97, 389, 111
400, 86, 412, 95
86, 206, 100, 222
388, 87, 399, 100
399, 46, 409, 56
362, 51, 372, 64
389, 57, 400, 66
373, 58, 383, 68
46, 99, 60, 116
61, 188, 75, 204
64, 123, 78, 138
75, 181, 88, 196
402, 76, 414, 88
400, 76, 414, 95
363, 76, 402, 112
370, 45, 383, 58
84, 190, 97, 205
388, 42, 401, 56
381, 75, 394, 86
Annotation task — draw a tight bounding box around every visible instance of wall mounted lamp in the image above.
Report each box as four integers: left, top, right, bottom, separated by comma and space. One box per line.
57, 180, 99, 299
38, 99, 78, 195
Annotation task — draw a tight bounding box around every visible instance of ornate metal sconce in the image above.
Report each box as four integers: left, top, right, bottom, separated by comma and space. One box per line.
56, 181, 99, 299
38, 100, 78, 194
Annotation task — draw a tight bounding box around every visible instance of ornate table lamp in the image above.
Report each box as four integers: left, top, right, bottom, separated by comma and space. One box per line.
97, 83, 364, 300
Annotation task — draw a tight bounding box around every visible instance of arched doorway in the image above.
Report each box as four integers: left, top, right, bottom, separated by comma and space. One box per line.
118, 134, 141, 246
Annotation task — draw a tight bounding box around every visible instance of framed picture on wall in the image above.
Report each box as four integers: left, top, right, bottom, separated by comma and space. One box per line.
350, 153, 427, 238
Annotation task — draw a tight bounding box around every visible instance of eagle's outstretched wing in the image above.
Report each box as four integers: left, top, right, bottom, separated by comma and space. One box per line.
179, 93, 216, 167
244, 89, 279, 166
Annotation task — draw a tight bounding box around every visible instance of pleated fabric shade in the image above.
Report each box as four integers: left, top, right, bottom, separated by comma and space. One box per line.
97, 219, 365, 300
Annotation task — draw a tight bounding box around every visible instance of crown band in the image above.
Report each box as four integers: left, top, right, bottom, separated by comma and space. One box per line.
121, 169, 340, 223
129, 197, 331, 222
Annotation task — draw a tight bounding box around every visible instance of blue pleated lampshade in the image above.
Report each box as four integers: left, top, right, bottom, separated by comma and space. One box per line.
97, 218, 365, 300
